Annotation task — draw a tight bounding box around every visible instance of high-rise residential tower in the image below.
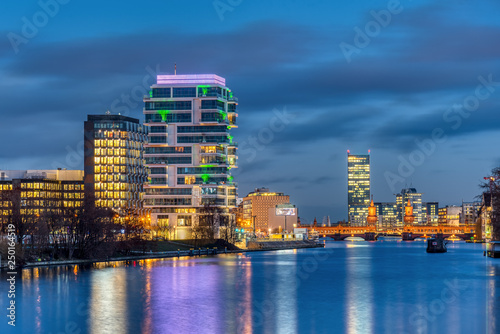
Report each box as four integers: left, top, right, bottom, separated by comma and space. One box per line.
347, 151, 370, 226
143, 74, 238, 239
84, 114, 148, 216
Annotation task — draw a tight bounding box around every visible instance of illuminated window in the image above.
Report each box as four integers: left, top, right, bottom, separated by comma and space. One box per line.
185, 176, 195, 185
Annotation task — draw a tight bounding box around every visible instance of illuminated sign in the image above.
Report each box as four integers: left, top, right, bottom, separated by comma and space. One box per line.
276, 208, 296, 216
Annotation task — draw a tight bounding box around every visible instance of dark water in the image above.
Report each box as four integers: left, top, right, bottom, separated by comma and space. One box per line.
1, 241, 499, 334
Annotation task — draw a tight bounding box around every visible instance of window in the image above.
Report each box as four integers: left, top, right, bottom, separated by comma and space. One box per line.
145, 146, 191, 154
173, 87, 196, 98
152, 88, 171, 98
177, 126, 227, 133
150, 126, 167, 133
201, 99, 225, 110
149, 136, 167, 143
145, 156, 192, 164
177, 135, 229, 144
145, 101, 192, 110
145, 113, 192, 123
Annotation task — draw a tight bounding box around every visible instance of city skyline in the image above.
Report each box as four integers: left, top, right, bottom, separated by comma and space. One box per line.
1, 1, 500, 221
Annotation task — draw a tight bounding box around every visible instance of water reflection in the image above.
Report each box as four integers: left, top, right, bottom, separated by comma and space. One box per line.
487, 262, 500, 333
345, 245, 373, 334
275, 255, 297, 334
1, 244, 499, 334
90, 268, 127, 334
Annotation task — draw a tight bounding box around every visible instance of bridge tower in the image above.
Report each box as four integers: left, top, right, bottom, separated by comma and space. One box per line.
404, 199, 415, 225
367, 197, 378, 227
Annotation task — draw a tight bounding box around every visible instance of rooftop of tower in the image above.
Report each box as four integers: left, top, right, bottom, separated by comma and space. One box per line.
156, 74, 225, 86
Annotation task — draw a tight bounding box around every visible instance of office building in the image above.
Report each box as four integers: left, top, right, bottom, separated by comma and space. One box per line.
375, 202, 398, 229
84, 114, 148, 216
242, 188, 291, 232
143, 74, 238, 238
461, 201, 481, 225
396, 188, 423, 225
347, 151, 370, 226
422, 202, 439, 225
438, 205, 461, 226
268, 203, 298, 233
0, 169, 84, 229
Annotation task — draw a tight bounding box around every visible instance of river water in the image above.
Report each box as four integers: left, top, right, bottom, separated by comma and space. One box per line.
1, 241, 499, 334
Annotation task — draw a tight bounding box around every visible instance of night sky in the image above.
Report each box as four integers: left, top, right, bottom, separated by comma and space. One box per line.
1, 0, 500, 222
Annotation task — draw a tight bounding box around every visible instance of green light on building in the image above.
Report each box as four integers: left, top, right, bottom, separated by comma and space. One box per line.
158, 110, 170, 122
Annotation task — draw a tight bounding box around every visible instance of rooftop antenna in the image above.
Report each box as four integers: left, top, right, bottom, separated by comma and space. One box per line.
175, 63, 177, 75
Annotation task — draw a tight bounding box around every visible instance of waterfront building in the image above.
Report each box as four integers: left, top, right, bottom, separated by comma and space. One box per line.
438, 205, 462, 226
396, 188, 423, 225
461, 201, 481, 225
423, 202, 439, 225
0, 169, 84, 230
143, 74, 238, 239
243, 188, 291, 232
347, 151, 370, 226
374, 202, 398, 229
84, 114, 148, 217
479, 193, 492, 240
268, 203, 298, 233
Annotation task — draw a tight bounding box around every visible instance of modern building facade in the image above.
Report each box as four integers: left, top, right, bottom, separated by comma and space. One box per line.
242, 188, 290, 232
347, 151, 370, 226
143, 74, 238, 238
84, 114, 148, 216
268, 203, 298, 233
438, 205, 462, 226
375, 202, 398, 229
0, 170, 84, 230
396, 188, 423, 225
461, 201, 481, 225
423, 202, 439, 225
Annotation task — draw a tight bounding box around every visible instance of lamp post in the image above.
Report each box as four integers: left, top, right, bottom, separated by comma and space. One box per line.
252, 215, 256, 237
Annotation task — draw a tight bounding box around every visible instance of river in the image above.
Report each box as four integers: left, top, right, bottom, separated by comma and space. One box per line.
1, 241, 499, 334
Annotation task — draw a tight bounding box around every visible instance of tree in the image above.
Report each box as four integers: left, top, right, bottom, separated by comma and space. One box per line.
197, 201, 223, 241
480, 167, 500, 241
220, 214, 237, 244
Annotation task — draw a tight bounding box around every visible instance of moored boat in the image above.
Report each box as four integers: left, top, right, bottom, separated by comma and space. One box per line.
426, 238, 447, 253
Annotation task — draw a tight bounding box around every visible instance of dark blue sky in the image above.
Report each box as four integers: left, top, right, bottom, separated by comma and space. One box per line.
1, 0, 500, 222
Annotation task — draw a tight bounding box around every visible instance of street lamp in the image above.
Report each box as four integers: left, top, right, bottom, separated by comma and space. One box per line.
252, 215, 256, 236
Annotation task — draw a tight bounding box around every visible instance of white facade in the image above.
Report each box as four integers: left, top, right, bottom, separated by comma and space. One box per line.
143, 74, 238, 237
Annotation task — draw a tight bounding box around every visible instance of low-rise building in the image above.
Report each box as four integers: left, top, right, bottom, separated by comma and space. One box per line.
0, 169, 84, 230
242, 188, 292, 232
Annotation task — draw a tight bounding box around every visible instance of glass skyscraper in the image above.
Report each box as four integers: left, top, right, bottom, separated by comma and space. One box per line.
143, 74, 238, 239
347, 152, 370, 226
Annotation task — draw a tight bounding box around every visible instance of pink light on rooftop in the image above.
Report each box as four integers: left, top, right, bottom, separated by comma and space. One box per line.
156, 74, 226, 86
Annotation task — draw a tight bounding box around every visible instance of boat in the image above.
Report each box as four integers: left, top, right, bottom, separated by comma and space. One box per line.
309, 230, 320, 242
426, 238, 447, 253
485, 241, 500, 258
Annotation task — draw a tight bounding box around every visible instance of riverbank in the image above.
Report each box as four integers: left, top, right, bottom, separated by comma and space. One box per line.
0, 240, 324, 269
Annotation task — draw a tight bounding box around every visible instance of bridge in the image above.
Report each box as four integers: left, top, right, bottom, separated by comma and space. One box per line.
305, 224, 476, 241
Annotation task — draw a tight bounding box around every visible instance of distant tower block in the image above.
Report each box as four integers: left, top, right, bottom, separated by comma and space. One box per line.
367, 198, 378, 226
404, 199, 415, 225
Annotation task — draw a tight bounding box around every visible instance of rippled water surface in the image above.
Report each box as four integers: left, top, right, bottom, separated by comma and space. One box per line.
1, 241, 499, 334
